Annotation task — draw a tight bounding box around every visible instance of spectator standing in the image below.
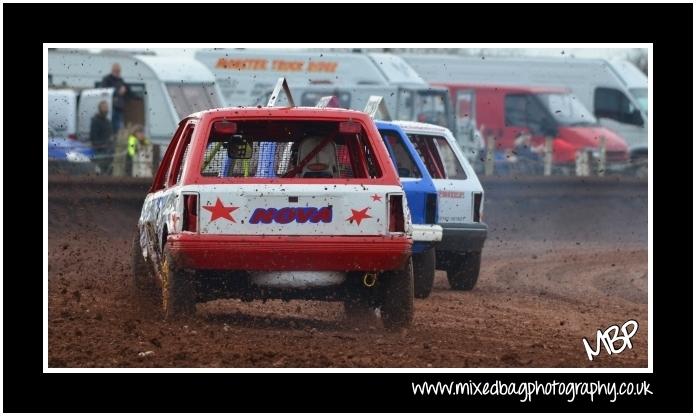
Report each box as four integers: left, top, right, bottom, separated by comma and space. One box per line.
89, 100, 114, 174
101, 63, 129, 133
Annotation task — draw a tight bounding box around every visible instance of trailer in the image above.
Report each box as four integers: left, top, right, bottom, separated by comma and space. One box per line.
48, 49, 224, 146
47, 89, 78, 139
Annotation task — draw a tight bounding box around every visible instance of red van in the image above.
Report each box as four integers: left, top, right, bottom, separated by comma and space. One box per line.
435, 83, 629, 172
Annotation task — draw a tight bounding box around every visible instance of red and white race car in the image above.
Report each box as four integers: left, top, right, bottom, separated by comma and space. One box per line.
131, 81, 416, 329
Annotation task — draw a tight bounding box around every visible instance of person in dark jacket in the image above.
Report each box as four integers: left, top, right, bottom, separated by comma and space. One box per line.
89, 100, 114, 175
101, 63, 129, 133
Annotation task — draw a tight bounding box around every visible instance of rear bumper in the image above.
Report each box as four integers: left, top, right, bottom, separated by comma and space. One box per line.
436, 223, 488, 253
411, 224, 443, 242
411, 224, 442, 254
167, 234, 411, 271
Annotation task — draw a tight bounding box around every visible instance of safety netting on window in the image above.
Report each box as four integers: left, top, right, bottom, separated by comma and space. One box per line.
199, 120, 381, 179
201, 141, 296, 178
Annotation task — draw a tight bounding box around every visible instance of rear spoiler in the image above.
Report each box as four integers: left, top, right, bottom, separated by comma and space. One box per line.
267, 77, 295, 107
363, 96, 391, 121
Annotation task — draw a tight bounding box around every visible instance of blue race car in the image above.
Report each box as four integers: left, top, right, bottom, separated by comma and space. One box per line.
376, 120, 441, 298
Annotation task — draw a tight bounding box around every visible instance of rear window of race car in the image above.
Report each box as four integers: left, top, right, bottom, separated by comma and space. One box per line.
407, 133, 467, 180
380, 130, 422, 179
198, 119, 383, 179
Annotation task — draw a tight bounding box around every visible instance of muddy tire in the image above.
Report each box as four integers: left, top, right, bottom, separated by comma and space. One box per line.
380, 257, 414, 330
412, 247, 435, 299
161, 246, 196, 319
446, 251, 481, 291
131, 232, 156, 293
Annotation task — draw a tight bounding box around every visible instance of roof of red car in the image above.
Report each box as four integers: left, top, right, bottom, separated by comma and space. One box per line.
433, 82, 569, 94
188, 106, 371, 120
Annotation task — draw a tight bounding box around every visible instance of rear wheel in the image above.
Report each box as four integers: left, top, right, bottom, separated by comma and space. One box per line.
412, 247, 435, 299
380, 258, 414, 330
445, 251, 482, 291
161, 246, 197, 319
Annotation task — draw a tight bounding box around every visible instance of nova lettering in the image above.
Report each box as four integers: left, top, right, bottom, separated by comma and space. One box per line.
249, 206, 333, 224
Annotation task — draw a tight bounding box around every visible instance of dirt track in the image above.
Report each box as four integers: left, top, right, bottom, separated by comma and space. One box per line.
48, 180, 648, 368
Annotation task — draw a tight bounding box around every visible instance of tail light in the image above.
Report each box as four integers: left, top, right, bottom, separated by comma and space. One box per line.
67, 134, 77, 140
183, 194, 198, 232
425, 193, 437, 224
388, 194, 405, 233
473, 192, 483, 223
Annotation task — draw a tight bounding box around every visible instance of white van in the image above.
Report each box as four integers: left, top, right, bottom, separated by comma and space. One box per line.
608, 57, 648, 113
195, 49, 392, 105
48, 49, 224, 146
194, 49, 457, 135
402, 54, 648, 165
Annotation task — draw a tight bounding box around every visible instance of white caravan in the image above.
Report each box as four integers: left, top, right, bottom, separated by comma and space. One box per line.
47, 89, 78, 138
48, 49, 224, 146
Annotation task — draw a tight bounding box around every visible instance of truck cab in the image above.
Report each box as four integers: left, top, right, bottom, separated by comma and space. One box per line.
436, 84, 630, 175
132, 81, 416, 329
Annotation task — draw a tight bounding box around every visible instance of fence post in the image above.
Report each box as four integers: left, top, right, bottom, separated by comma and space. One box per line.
598, 135, 606, 177
575, 149, 591, 176
134, 144, 154, 178
484, 135, 495, 176
544, 136, 553, 176
111, 129, 129, 177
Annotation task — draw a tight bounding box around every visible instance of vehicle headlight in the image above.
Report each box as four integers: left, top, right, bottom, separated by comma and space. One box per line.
65, 151, 91, 163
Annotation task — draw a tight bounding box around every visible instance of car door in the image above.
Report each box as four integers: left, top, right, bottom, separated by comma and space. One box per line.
139, 121, 192, 265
